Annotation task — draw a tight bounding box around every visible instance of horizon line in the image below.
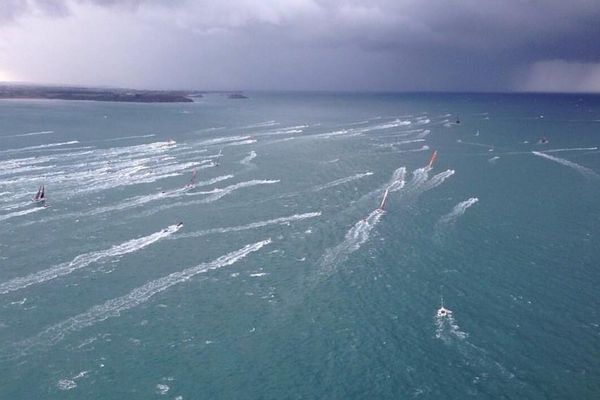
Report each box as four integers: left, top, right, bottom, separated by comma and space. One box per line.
1, 81, 600, 96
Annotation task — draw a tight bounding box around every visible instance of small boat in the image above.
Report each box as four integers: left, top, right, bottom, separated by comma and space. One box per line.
537, 136, 549, 144
436, 296, 452, 318
185, 168, 197, 188
215, 148, 223, 166
427, 150, 438, 168
455, 116, 461, 124
378, 188, 389, 211
163, 222, 184, 233
162, 139, 177, 147
32, 185, 46, 205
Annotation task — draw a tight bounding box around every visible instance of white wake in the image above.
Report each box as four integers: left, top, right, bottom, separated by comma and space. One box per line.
240, 151, 257, 165
0, 206, 45, 222
313, 172, 374, 192
532, 151, 599, 178
0, 224, 182, 295
175, 212, 321, 239
319, 209, 384, 272
11, 239, 270, 356
439, 197, 479, 225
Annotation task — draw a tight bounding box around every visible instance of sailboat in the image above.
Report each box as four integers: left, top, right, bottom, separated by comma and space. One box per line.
427, 150, 438, 168
215, 148, 223, 166
378, 188, 389, 211
32, 185, 46, 204
436, 296, 452, 318
185, 169, 197, 188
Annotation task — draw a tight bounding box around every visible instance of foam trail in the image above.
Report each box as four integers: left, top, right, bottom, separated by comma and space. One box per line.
1, 201, 38, 212
309, 119, 413, 140
224, 139, 257, 147
192, 174, 234, 188
313, 172, 373, 192
388, 128, 428, 138
0, 141, 79, 154
83, 175, 235, 217
240, 151, 257, 165
195, 135, 251, 146
86, 190, 186, 216
435, 312, 467, 343
532, 151, 599, 178
319, 209, 383, 272
419, 169, 456, 193
10, 240, 270, 356
101, 134, 156, 142
0, 207, 44, 222
402, 167, 430, 193
435, 311, 514, 381
175, 212, 321, 239
320, 163, 454, 278
392, 145, 430, 154
488, 156, 500, 163
542, 147, 598, 153
26, 146, 94, 153
457, 140, 493, 149
201, 179, 279, 203
389, 139, 426, 147
254, 125, 307, 137
439, 197, 479, 225
139, 179, 280, 216
387, 167, 406, 192
0, 140, 192, 204
361, 119, 412, 132
4, 130, 54, 138
239, 120, 278, 129
0, 225, 182, 295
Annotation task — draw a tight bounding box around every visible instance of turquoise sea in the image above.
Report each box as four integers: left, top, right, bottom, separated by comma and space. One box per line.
0, 93, 599, 399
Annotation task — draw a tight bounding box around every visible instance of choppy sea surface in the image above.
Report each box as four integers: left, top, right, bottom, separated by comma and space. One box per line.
0, 92, 599, 399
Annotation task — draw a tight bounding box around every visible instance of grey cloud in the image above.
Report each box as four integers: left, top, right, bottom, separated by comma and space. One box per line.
0, 0, 69, 22
1, 0, 599, 91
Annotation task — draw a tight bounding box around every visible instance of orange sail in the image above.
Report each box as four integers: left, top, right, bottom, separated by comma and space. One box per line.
427, 150, 437, 168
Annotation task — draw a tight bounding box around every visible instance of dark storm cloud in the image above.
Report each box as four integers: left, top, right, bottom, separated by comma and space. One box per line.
1, 0, 600, 91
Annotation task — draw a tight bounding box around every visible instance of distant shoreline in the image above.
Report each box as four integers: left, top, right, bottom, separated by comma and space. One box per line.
0, 84, 249, 103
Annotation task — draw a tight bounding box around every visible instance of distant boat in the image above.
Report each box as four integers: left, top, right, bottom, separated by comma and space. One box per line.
215, 148, 223, 166
185, 168, 197, 188
32, 185, 46, 204
436, 296, 452, 318
456, 116, 461, 124
537, 136, 549, 144
378, 188, 389, 211
427, 150, 438, 168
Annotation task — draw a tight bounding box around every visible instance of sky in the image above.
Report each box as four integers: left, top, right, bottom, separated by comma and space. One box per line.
0, 0, 599, 92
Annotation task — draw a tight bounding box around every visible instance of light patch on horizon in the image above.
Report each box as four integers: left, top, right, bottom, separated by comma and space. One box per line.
514, 60, 600, 93
0, 69, 16, 82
